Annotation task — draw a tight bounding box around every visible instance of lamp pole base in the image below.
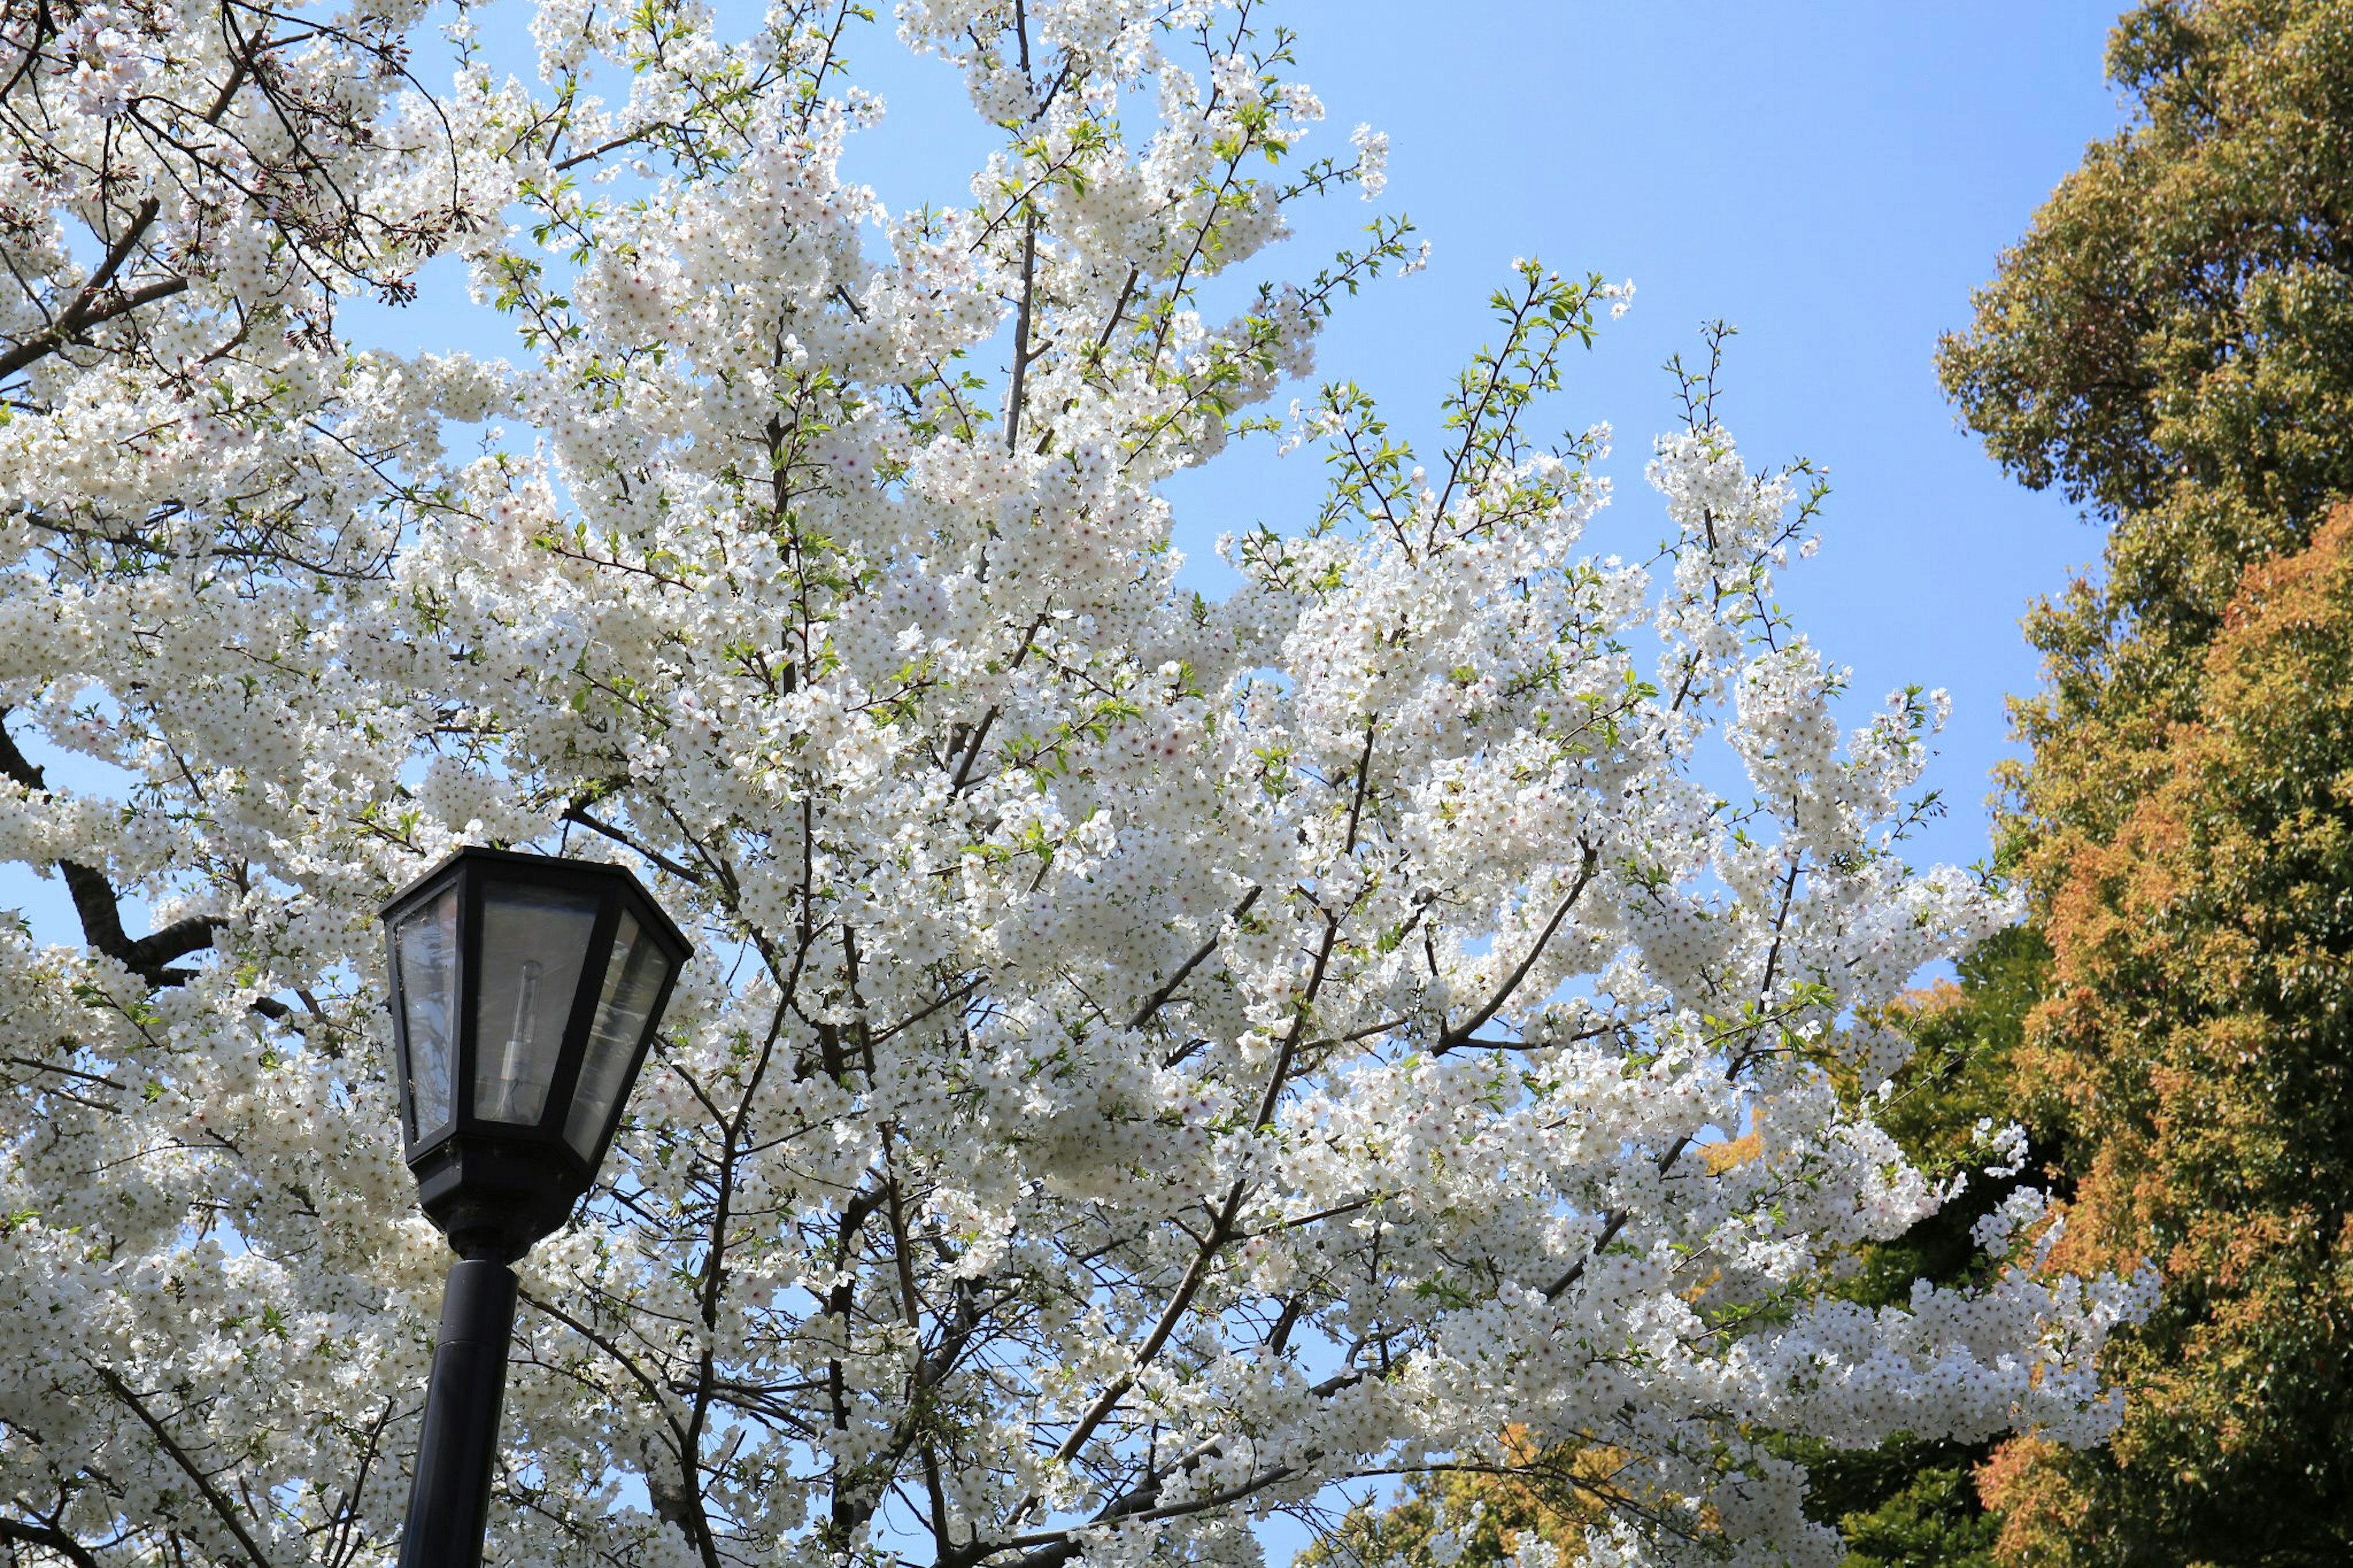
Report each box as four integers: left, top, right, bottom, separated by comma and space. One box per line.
398, 1257, 519, 1568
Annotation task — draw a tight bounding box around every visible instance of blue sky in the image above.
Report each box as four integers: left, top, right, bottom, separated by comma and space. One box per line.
9, 2, 2128, 931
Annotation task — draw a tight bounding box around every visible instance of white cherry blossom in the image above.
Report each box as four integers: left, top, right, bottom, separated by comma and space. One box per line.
0, 5, 2148, 1566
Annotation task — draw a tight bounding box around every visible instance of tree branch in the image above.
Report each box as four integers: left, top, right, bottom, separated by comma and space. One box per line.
1129, 887, 1260, 1030
0, 711, 225, 985
0, 1516, 104, 1568
91, 1366, 273, 1568
561, 803, 707, 885
1005, 213, 1040, 454
1439, 840, 1598, 1052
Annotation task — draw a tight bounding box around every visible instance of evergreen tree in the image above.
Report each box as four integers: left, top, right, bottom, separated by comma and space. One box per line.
1977, 507, 2353, 1564
1933, 1, 2353, 1559
1939, 0, 2353, 881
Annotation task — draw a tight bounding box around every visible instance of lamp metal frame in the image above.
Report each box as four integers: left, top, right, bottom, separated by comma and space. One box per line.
381, 846, 691, 1259
383, 844, 691, 1568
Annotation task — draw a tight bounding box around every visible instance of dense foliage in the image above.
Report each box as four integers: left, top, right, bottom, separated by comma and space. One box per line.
1980, 507, 2353, 1563
0, 3, 2150, 1566
1284, 927, 2059, 1568
1772, 928, 2054, 1568
1939, 0, 2353, 874
1927, 1, 2353, 1561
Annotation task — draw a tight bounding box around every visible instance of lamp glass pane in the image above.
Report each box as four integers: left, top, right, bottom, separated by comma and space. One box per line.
472, 882, 602, 1126
564, 911, 674, 1160
392, 887, 458, 1138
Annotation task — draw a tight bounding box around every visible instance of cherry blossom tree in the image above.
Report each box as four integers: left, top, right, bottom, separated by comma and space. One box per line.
0, 3, 2153, 1565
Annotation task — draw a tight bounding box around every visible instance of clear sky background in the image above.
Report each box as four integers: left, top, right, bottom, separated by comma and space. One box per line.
9, 1, 2129, 934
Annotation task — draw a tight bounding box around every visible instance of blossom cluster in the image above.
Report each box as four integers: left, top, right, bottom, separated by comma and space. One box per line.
0, 4, 2148, 1566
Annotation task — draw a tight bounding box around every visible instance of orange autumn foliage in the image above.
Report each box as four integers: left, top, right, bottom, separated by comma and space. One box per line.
1980, 506, 2353, 1564
1294, 1423, 1626, 1568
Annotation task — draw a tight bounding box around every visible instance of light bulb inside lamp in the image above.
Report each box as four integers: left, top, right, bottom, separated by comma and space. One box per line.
507, 959, 542, 1066
488, 958, 549, 1121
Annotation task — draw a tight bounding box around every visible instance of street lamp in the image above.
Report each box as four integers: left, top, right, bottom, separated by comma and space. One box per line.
381, 846, 690, 1568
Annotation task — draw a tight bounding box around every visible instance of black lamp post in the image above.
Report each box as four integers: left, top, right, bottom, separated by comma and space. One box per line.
381, 847, 689, 1568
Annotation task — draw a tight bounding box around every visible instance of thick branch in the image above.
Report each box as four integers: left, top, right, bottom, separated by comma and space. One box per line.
0, 199, 178, 382
0, 1517, 103, 1568
0, 711, 225, 985
1005, 213, 1040, 454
